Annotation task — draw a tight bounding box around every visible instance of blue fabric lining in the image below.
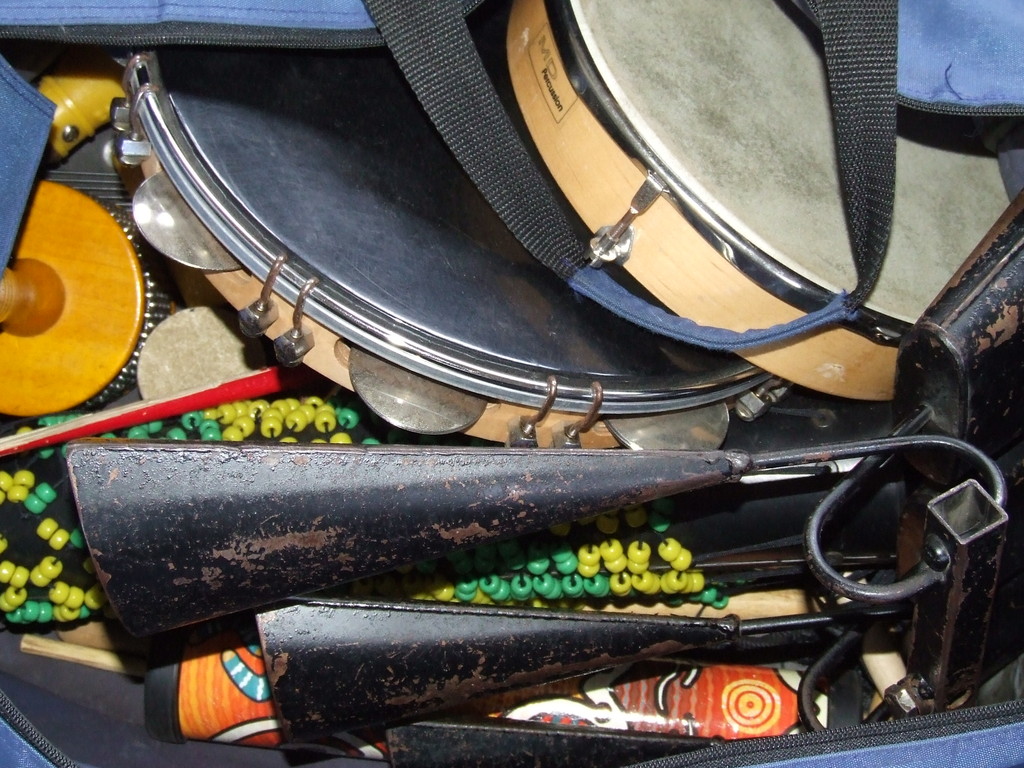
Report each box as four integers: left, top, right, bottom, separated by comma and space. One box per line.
0, 56, 54, 271
0, 1, 375, 29
898, 0, 1024, 109
568, 268, 857, 352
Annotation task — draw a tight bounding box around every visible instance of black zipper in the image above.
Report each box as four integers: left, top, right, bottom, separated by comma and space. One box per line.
627, 698, 1024, 768
0, 686, 78, 768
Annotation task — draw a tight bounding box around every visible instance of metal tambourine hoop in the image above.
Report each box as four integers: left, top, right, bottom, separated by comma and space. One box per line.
752, 433, 1008, 604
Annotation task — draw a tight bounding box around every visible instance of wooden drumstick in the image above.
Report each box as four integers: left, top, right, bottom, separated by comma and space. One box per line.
0, 181, 146, 417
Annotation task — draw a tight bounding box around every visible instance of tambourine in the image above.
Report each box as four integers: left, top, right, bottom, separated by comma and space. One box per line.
507, 0, 1010, 401
116, 40, 766, 448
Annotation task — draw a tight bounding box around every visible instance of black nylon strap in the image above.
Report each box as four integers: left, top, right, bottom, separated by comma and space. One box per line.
806, 0, 899, 307
366, 0, 898, 322
362, 0, 586, 280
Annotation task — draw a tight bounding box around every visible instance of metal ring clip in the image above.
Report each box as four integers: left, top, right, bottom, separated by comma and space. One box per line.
507, 376, 558, 447
121, 52, 152, 95
238, 254, 287, 337
558, 382, 604, 448
272, 277, 319, 367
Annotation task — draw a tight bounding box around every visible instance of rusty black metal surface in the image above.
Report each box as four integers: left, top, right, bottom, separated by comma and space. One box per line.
66, 440, 748, 636
894, 190, 1024, 482
897, 480, 1008, 712
385, 718, 709, 768
255, 598, 739, 739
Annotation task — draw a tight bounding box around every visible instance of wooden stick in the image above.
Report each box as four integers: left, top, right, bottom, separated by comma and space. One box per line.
20, 634, 148, 678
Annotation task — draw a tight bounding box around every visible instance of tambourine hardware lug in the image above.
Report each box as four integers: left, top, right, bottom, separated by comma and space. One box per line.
238, 299, 279, 337
588, 171, 666, 268
113, 82, 158, 166
272, 276, 318, 367
273, 326, 314, 367
734, 378, 792, 422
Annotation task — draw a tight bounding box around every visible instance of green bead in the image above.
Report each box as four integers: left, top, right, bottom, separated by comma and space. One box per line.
38, 448, 55, 460
711, 595, 730, 610
146, 421, 163, 433
200, 426, 222, 441
447, 551, 474, 575
38, 415, 61, 427
36, 602, 53, 623
69, 528, 85, 549
6, 608, 23, 623
23, 493, 47, 515
554, 553, 579, 575
165, 427, 188, 440
335, 407, 360, 429
482, 576, 510, 601
414, 559, 437, 574
583, 574, 610, 598
647, 511, 671, 533
126, 425, 150, 440
21, 601, 40, 622
78, 606, 91, 620
361, 437, 381, 445
454, 579, 478, 602
34, 483, 57, 503
509, 573, 534, 601
532, 573, 559, 599
561, 573, 585, 598
181, 411, 204, 430
497, 540, 526, 571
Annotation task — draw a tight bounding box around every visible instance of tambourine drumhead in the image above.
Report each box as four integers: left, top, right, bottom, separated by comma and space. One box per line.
569, 0, 1007, 323
509, 0, 1009, 400
136, 45, 760, 428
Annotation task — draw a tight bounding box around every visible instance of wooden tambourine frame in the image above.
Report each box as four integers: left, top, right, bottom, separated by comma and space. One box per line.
506, 0, 898, 401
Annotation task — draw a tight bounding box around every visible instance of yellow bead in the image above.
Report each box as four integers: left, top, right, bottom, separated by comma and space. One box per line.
329, 432, 353, 444
37, 518, 60, 540
595, 513, 620, 534
0, 490, 5, 504
670, 549, 693, 572
0, 471, 13, 492
658, 538, 683, 562
262, 406, 285, 423
82, 558, 95, 574
549, 522, 572, 536
37, 556, 62, 580
0, 561, 14, 583
54, 605, 80, 622
302, 396, 324, 408
3, 586, 26, 608
604, 554, 628, 573
624, 504, 648, 528
233, 414, 256, 437
64, 586, 85, 610
84, 584, 107, 610
249, 399, 271, 417
221, 425, 245, 441
627, 541, 651, 564
279, 436, 298, 443
284, 409, 309, 431
0, 536, 6, 556
29, 566, 51, 588
12, 469, 35, 488
0, 595, 13, 613
260, 416, 283, 438
217, 403, 239, 425
660, 571, 685, 594
609, 572, 632, 596
202, 408, 219, 420
577, 544, 601, 566
313, 406, 337, 433
6, 485, 28, 503
49, 581, 70, 604
599, 539, 624, 561
688, 571, 705, 593
9, 566, 29, 590
431, 582, 456, 602
48, 529, 70, 550
632, 571, 661, 595
311, 438, 326, 444
269, 399, 290, 413
577, 561, 600, 578
285, 398, 301, 412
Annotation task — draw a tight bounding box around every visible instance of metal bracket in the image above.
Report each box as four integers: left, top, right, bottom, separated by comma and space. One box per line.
588, 171, 666, 267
